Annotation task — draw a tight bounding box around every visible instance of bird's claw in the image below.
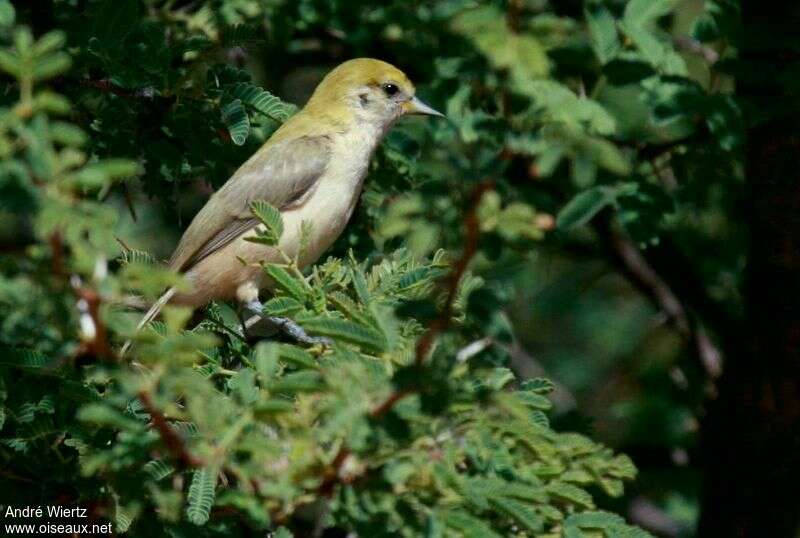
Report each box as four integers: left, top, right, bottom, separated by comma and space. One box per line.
241, 301, 331, 347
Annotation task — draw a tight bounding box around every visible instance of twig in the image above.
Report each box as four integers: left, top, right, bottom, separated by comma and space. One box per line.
122, 182, 138, 222
316, 445, 351, 497
369, 389, 413, 420
673, 35, 720, 65
49, 231, 64, 278
415, 181, 493, 364
138, 390, 204, 468
600, 220, 723, 379
506, 0, 523, 33
80, 78, 157, 100
72, 276, 116, 361
606, 225, 690, 334
370, 181, 494, 419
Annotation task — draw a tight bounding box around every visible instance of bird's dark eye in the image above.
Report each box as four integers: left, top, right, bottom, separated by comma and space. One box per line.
382, 83, 399, 96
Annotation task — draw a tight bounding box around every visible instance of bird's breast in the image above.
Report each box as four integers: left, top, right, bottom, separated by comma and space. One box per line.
253, 125, 382, 267
180, 125, 383, 306
283, 129, 379, 265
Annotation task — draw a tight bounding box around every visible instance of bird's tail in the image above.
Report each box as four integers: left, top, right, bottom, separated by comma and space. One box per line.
120, 286, 177, 357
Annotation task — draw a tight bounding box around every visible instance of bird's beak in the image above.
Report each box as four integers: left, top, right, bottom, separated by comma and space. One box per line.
403, 96, 445, 118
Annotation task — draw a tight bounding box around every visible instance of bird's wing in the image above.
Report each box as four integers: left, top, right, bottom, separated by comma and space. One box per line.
169, 135, 331, 272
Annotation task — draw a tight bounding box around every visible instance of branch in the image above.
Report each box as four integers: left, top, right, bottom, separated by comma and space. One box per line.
138, 390, 204, 468
415, 180, 493, 364
80, 78, 158, 100
673, 35, 720, 65
369, 388, 413, 420
71, 275, 116, 362
49, 231, 64, 277
598, 218, 723, 378
315, 445, 351, 497
370, 181, 494, 418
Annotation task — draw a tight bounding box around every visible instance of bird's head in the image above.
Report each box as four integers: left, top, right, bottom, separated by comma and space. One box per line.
304, 58, 444, 129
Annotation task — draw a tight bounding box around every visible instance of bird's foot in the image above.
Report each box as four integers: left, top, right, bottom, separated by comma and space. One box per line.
242, 300, 332, 347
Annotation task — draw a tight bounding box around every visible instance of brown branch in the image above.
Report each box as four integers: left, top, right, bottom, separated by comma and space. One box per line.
369, 388, 413, 420
80, 78, 157, 100
606, 225, 690, 334
122, 182, 138, 222
370, 181, 494, 419
506, 0, 523, 33
599, 218, 722, 379
316, 445, 351, 497
673, 35, 720, 65
415, 180, 493, 364
138, 390, 204, 469
49, 231, 64, 278
74, 285, 115, 361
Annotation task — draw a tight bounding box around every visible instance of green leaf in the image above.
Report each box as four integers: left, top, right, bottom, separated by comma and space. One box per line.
608, 454, 638, 479
13, 27, 32, 53
186, 467, 217, 525
546, 481, 595, 509
254, 399, 295, 416
705, 94, 743, 151
221, 99, 249, 145
301, 318, 387, 353
0, 347, 52, 369
263, 264, 307, 302
520, 378, 555, 394
91, 0, 140, 44
619, 22, 686, 75
50, 122, 87, 147
269, 371, 324, 393
491, 496, 545, 532
351, 266, 370, 304
275, 344, 318, 369
0, 50, 20, 77
215, 491, 270, 529
254, 342, 279, 380
440, 509, 505, 538
556, 186, 617, 229
32, 52, 71, 81
229, 367, 259, 405
585, 4, 621, 64
564, 510, 654, 538
425, 514, 445, 538
623, 0, 678, 27
33, 91, 70, 114
114, 497, 136, 533
0, 0, 15, 28
32, 31, 66, 56
398, 266, 446, 291
262, 296, 303, 317
516, 391, 553, 410
143, 459, 174, 481
248, 200, 284, 244
452, 6, 550, 85
228, 83, 295, 123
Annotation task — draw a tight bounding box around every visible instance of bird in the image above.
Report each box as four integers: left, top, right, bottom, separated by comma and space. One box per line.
121, 58, 444, 356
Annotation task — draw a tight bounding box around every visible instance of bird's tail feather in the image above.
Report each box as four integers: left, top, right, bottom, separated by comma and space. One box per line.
120, 286, 177, 357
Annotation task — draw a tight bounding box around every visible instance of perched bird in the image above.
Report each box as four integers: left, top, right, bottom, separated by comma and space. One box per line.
122, 58, 443, 355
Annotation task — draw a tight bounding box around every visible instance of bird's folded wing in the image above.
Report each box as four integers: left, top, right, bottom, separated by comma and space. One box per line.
169, 135, 331, 272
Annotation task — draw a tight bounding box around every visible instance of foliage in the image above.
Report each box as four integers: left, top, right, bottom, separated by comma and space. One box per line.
0, 0, 744, 536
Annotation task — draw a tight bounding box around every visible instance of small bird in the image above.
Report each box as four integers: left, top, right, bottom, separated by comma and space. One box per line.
122, 58, 443, 355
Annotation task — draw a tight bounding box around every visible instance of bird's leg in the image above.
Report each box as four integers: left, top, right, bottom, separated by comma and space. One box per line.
242, 299, 331, 347
236, 304, 252, 340
265, 316, 332, 346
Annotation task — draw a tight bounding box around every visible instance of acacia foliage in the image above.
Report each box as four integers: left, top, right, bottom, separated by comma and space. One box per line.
0, 0, 740, 536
